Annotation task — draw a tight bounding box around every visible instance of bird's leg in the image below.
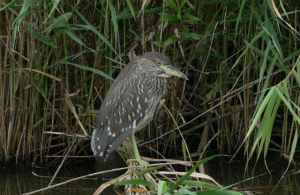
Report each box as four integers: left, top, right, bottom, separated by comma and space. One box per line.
130, 134, 157, 189
130, 133, 148, 166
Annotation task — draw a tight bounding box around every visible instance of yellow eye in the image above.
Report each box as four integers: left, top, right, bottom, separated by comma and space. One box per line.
156, 61, 162, 66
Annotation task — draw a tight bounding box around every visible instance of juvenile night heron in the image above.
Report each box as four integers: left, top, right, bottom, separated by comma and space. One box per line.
91, 51, 188, 164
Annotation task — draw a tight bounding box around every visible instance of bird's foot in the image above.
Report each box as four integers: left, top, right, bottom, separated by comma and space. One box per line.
136, 158, 149, 167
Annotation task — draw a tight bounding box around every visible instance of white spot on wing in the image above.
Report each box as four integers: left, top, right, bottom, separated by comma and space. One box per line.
98, 145, 101, 150
100, 152, 103, 157
133, 120, 136, 128
91, 130, 97, 155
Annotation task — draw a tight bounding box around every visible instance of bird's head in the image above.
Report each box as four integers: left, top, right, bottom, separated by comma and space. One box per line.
140, 52, 188, 80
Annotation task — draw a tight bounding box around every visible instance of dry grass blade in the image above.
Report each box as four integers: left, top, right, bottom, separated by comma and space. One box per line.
157, 171, 222, 187
65, 93, 88, 136
93, 170, 130, 195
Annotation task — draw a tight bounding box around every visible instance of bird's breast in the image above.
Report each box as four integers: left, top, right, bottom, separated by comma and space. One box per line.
134, 77, 168, 132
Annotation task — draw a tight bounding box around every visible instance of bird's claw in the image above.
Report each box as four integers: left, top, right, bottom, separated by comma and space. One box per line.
136, 158, 149, 167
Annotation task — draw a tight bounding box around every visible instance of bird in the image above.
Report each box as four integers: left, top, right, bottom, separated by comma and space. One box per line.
91, 51, 188, 164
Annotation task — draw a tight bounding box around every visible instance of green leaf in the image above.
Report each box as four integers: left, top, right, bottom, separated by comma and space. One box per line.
45, 12, 72, 32
183, 32, 200, 40
13, 0, 31, 45
75, 10, 120, 58
60, 59, 114, 81
182, 181, 220, 189
63, 29, 84, 46
157, 180, 165, 195
136, 166, 163, 176
27, 25, 57, 48
0, 0, 19, 11
165, 0, 179, 12
275, 87, 300, 124
34, 112, 52, 127
244, 88, 274, 140
196, 190, 244, 195
179, 188, 197, 195
153, 41, 164, 47
180, 0, 187, 9
177, 12, 182, 20
117, 7, 163, 20
125, 0, 136, 19
107, 0, 118, 35
159, 13, 180, 22
113, 179, 152, 187
184, 13, 201, 21
164, 36, 179, 46
168, 155, 218, 193
41, 0, 60, 25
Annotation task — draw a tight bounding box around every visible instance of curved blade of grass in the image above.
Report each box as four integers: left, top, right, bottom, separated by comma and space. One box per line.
113, 179, 152, 187
34, 111, 52, 128
168, 155, 218, 193
116, 7, 163, 20
234, 0, 246, 38
136, 165, 163, 177
0, 0, 19, 11
165, 0, 179, 12
184, 13, 201, 21
63, 29, 84, 46
60, 59, 114, 81
231, 30, 264, 70
125, 0, 136, 19
244, 88, 275, 140
182, 180, 220, 190
179, 188, 197, 195
107, 0, 118, 35
41, 0, 60, 26
13, 0, 31, 45
75, 10, 120, 58
196, 190, 244, 195
27, 25, 57, 48
157, 180, 165, 195
21, 68, 61, 82
45, 12, 72, 32
275, 87, 300, 124
289, 129, 298, 164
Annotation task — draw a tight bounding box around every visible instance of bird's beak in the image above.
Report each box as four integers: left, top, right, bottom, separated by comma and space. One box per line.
160, 65, 188, 80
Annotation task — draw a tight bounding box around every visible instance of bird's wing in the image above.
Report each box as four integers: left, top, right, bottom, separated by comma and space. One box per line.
91, 64, 149, 158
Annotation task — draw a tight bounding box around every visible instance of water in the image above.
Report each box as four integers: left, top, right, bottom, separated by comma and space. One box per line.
0, 162, 115, 195
207, 158, 300, 195
0, 159, 299, 195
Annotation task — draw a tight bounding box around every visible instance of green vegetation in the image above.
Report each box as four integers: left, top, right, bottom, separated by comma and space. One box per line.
0, 0, 299, 194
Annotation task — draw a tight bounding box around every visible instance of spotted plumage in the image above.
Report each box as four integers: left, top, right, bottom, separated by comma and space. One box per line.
91, 52, 188, 159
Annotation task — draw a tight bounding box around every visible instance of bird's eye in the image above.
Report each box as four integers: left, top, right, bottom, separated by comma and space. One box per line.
156, 61, 162, 66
